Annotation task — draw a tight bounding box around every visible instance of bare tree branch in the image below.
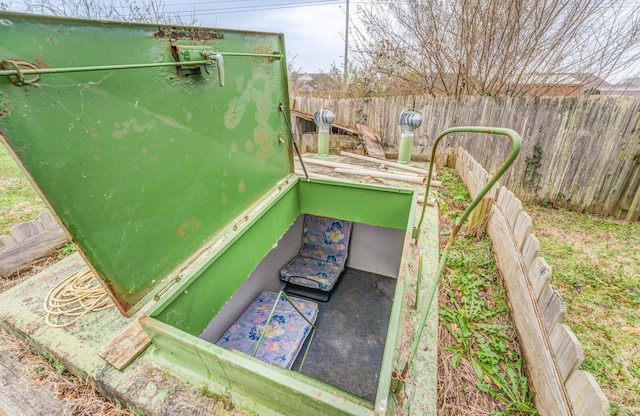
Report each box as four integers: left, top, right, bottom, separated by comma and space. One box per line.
22, 0, 198, 25
350, 0, 640, 97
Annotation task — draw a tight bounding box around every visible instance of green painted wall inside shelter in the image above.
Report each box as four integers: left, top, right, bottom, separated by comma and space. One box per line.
152, 178, 415, 336
142, 178, 416, 415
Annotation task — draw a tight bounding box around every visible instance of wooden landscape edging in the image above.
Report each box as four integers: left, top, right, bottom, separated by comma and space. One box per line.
0, 211, 70, 277
452, 146, 609, 416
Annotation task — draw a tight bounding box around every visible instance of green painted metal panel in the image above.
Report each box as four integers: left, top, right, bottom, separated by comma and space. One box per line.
0, 12, 292, 315
140, 316, 373, 416
153, 183, 300, 335
298, 179, 414, 230
152, 179, 416, 335
141, 178, 417, 414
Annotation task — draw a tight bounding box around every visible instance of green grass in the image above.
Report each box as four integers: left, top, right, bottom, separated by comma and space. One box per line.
438, 168, 538, 415
0, 144, 47, 235
527, 206, 640, 415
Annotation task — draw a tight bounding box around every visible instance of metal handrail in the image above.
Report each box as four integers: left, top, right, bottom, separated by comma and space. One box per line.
400, 126, 521, 386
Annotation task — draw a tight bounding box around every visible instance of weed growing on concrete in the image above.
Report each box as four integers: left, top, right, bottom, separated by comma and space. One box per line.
41, 351, 67, 375
57, 242, 77, 258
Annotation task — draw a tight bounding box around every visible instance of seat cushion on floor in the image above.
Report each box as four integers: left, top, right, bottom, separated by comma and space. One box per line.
280, 256, 344, 291
215, 291, 318, 369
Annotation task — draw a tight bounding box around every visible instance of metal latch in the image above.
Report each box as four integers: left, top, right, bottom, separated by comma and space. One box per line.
174, 45, 225, 86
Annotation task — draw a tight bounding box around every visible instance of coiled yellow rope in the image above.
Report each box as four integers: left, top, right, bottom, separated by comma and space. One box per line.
44, 267, 113, 328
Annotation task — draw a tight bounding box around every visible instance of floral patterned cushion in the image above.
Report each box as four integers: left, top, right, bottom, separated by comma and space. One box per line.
280, 215, 352, 291
280, 257, 345, 291
215, 291, 318, 369
299, 215, 352, 266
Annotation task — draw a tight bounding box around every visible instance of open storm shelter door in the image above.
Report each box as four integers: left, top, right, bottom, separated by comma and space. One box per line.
0, 13, 421, 416
0, 12, 291, 316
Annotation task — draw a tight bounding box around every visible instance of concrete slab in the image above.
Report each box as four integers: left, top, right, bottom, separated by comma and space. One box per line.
397, 201, 439, 416
0, 254, 247, 416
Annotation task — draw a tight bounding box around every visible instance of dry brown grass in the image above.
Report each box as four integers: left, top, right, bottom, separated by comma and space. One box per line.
437, 323, 498, 414
0, 328, 136, 416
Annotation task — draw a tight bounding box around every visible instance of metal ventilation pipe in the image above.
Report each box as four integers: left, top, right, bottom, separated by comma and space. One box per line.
313, 108, 335, 157
397, 109, 423, 164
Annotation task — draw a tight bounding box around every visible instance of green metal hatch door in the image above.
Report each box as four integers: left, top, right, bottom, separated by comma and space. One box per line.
0, 13, 293, 315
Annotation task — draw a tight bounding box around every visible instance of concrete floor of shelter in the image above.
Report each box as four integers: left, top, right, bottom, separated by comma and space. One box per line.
293, 268, 396, 402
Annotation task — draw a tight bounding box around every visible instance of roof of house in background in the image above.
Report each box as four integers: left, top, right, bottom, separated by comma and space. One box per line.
298, 73, 314, 83
597, 82, 640, 98
622, 76, 640, 87
291, 72, 328, 92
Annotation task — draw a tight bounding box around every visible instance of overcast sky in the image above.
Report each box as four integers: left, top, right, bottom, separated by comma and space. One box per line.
10, 0, 354, 74
179, 0, 352, 74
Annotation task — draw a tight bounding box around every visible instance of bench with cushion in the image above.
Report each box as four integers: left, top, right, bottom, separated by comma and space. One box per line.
215, 291, 318, 369
280, 215, 352, 301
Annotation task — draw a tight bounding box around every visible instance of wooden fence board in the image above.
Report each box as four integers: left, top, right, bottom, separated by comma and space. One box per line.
522, 234, 541, 272
455, 154, 466, 183
0, 227, 69, 277
38, 211, 58, 229
492, 184, 502, 205
513, 211, 533, 251
293, 96, 640, 221
10, 220, 44, 243
0, 235, 17, 251
503, 191, 523, 230
497, 185, 508, 211
538, 285, 567, 333
528, 256, 553, 299
487, 207, 572, 415
625, 174, 640, 221
549, 324, 584, 382
466, 170, 480, 198
565, 370, 610, 416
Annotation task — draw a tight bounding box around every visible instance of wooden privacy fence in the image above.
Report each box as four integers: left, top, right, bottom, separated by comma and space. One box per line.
453, 146, 608, 416
291, 95, 640, 221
